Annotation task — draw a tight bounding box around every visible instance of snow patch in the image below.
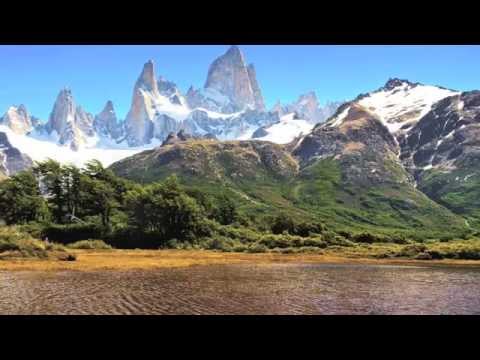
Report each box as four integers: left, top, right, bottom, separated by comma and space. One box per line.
328, 106, 351, 127
358, 82, 458, 134
251, 113, 314, 144
0, 125, 151, 168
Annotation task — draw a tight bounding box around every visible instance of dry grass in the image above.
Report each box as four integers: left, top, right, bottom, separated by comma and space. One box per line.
1, 248, 480, 272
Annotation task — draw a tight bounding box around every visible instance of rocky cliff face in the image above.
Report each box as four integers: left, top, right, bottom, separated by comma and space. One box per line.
399, 91, 480, 174
0, 131, 33, 176
204, 45, 258, 111
398, 91, 480, 227
124, 60, 159, 146
247, 64, 265, 111
94, 101, 122, 140
45, 88, 95, 151
292, 103, 406, 186
186, 46, 265, 114
158, 76, 187, 106
1, 105, 33, 135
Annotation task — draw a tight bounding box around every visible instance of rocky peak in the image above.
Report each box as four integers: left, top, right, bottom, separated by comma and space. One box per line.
202, 46, 262, 112
293, 103, 406, 186
136, 60, 159, 95
280, 91, 340, 124
383, 78, 417, 91
224, 45, 243, 61
47, 88, 76, 136
296, 91, 320, 111
1, 104, 33, 135
124, 61, 163, 147
46, 88, 95, 150
94, 100, 120, 139
104, 100, 114, 113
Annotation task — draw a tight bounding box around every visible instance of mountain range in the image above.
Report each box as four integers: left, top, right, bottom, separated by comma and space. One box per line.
110, 77, 480, 236
0, 46, 340, 173
1, 46, 479, 236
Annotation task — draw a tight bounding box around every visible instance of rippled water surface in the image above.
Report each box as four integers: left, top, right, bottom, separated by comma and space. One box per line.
1, 263, 480, 314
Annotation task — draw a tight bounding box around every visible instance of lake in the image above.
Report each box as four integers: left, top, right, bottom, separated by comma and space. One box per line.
1, 263, 480, 314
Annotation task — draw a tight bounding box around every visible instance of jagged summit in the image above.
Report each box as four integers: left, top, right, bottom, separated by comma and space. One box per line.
103, 100, 114, 112
196, 45, 265, 113
225, 45, 242, 56
383, 78, 418, 91
94, 100, 121, 140
270, 91, 342, 125
45, 88, 95, 151
136, 60, 158, 94
1, 104, 33, 135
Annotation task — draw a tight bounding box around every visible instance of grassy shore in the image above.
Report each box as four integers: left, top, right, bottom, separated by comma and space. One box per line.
1, 248, 480, 271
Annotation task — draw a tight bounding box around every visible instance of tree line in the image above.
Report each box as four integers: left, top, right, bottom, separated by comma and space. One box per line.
0, 159, 239, 247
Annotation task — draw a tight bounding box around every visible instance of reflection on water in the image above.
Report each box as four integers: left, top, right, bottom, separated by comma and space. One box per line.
1, 263, 480, 314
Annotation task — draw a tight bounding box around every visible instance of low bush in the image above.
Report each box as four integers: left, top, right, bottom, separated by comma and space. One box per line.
0, 226, 68, 259
397, 244, 428, 257
67, 239, 112, 250
246, 243, 268, 253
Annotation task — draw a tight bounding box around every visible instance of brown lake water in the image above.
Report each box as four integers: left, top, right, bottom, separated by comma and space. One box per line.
1, 263, 480, 314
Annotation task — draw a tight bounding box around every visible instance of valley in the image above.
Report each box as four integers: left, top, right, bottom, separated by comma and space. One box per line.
1, 46, 480, 263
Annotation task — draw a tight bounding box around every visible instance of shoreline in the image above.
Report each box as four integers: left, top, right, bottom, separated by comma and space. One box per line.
1, 249, 480, 272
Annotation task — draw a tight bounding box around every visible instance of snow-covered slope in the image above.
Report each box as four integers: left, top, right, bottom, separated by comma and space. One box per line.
356, 79, 458, 134
0, 125, 152, 168
250, 113, 314, 144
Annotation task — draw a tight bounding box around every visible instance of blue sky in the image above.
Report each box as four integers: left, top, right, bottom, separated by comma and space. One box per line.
0, 45, 479, 120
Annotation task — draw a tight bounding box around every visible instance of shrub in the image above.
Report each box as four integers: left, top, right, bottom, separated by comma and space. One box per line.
57, 253, 77, 261
166, 238, 179, 249
322, 231, 337, 243
246, 243, 268, 253
67, 239, 112, 250
293, 222, 324, 237
397, 244, 428, 257
352, 232, 379, 244
337, 230, 352, 240
271, 213, 296, 235
414, 252, 433, 260
232, 244, 248, 252
0, 226, 54, 258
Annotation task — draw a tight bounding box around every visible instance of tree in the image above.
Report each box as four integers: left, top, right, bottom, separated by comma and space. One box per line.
271, 213, 296, 235
212, 193, 238, 225
0, 170, 49, 224
125, 175, 208, 242
80, 176, 117, 227
33, 159, 66, 223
